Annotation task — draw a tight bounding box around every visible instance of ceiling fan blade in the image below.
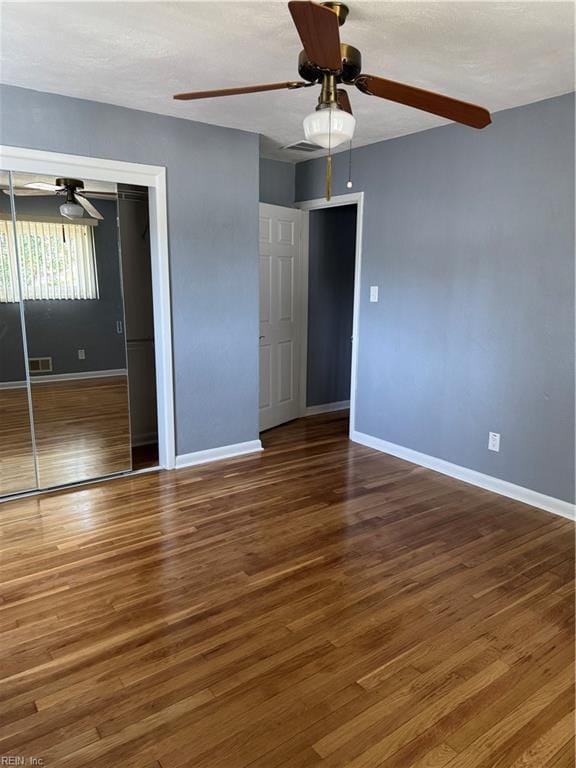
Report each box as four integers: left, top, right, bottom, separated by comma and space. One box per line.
174, 81, 309, 100
355, 75, 491, 129
82, 190, 118, 200
288, 1, 342, 72
74, 193, 104, 220
25, 182, 63, 191
8, 188, 53, 196
337, 88, 352, 115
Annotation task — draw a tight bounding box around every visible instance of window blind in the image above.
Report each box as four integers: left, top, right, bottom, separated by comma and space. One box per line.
0, 219, 99, 302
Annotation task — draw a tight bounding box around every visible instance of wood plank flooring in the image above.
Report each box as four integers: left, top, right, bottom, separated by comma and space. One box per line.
0, 411, 573, 767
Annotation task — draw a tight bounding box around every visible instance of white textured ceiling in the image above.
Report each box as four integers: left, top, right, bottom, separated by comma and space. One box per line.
0, 1, 573, 161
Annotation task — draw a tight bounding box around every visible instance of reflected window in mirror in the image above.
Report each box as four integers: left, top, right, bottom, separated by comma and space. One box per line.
0, 219, 99, 303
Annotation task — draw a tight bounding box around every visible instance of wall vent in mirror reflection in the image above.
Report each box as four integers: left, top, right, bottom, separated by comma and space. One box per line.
28, 357, 53, 373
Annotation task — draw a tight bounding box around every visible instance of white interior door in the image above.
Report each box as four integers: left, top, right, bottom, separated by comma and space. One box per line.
259, 203, 302, 432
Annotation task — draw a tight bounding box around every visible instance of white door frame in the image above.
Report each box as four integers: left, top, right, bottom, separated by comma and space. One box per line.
0, 145, 176, 470
294, 191, 364, 437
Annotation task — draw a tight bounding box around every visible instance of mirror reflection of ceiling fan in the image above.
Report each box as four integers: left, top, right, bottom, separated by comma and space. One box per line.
5, 179, 109, 221
173, 0, 491, 150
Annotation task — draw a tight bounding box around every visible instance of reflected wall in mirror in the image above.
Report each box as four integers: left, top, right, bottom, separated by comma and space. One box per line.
0, 170, 38, 495
11, 172, 132, 488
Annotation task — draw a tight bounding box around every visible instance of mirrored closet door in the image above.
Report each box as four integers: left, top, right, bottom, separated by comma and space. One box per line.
0, 170, 38, 495
0, 170, 133, 495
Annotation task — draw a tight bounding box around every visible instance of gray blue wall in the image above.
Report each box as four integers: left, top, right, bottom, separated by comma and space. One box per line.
259, 158, 295, 206
307, 205, 356, 407
0, 84, 260, 455
296, 93, 575, 503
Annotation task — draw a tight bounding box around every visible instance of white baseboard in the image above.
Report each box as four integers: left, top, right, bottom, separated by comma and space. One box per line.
31, 369, 127, 383
0, 380, 28, 390
351, 430, 575, 521
0, 370, 127, 388
176, 439, 262, 470
305, 400, 350, 417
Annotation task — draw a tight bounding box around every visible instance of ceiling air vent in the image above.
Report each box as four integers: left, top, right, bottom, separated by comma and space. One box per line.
282, 141, 321, 153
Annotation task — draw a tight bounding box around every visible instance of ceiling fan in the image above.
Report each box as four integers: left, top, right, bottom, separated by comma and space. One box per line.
5, 179, 105, 221
173, 0, 492, 151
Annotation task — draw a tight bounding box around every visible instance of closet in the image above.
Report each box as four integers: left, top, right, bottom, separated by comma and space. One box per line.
0, 169, 155, 497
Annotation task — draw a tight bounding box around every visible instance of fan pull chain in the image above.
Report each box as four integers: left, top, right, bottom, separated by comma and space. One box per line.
325, 155, 332, 202
346, 139, 353, 189
325, 107, 332, 202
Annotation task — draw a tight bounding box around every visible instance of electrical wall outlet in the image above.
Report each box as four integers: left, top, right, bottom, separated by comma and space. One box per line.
77, 349, 86, 360
488, 432, 501, 452
369, 286, 379, 303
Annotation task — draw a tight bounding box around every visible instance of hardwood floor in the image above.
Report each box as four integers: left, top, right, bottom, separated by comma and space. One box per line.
0, 411, 573, 767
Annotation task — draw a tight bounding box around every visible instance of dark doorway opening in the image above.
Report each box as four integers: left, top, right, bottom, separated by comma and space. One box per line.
306, 204, 357, 430
118, 184, 158, 471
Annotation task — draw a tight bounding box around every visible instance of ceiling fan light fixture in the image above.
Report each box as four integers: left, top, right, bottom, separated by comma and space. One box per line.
303, 105, 355, 149
60, 202, 85, 220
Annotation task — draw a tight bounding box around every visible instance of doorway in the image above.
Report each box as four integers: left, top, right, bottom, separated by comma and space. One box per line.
298, 192, 363, 437
118, 184, 158, 471
304, 204, 357, 423
258, 192, 363, 438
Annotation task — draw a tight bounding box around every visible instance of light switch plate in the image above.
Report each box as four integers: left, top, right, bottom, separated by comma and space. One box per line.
488, 432, 501, 452
77, 349, 85, 360
370, 286, 379, 303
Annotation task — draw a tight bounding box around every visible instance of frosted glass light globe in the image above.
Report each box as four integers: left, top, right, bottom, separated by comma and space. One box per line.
303, 106, 356, 149
60, 202, 84, 219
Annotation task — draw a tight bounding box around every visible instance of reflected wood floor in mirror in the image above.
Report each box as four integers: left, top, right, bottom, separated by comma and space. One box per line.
0, 412, 573, 767
30, 375, 132, 489
0, 385, 37, 495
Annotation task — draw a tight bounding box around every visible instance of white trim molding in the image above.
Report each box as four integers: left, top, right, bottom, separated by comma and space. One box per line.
0, 145, 175, 471
30, 369, 127, 383
351, 430, 575, 521
295, 192, 364, 439
305, 400, 350, 416
176, 440, 262, 470
0, 381, 28, 390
